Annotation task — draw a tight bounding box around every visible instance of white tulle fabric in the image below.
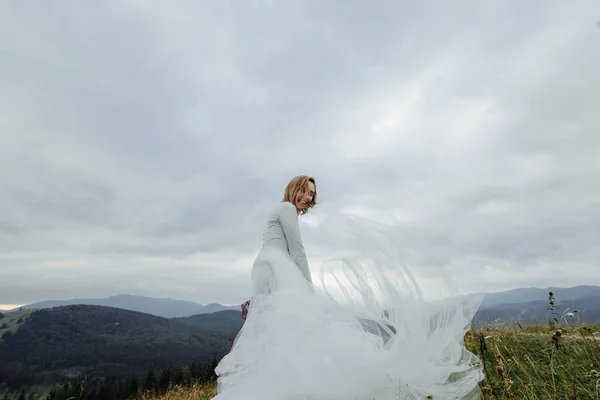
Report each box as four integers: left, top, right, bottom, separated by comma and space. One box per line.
214, 211, 484, 400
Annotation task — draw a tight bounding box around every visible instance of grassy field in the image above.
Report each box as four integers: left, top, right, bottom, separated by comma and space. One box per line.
141, 324, 600, 400
467, 324, 600, 399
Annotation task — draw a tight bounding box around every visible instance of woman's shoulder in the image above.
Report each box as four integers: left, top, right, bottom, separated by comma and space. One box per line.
274, 201, 297, 216
279, 201, 296, 209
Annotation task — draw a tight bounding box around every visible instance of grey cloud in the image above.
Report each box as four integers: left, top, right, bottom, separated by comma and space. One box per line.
7, 167, 117, 229
1, 0, 599, 304
0, 260, 251, 305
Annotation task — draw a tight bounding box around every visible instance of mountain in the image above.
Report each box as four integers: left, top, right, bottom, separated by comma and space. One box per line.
0, 305, 234, 390
474, 294, 600, 326
1, 286, 598, 393
179, 286, 600, 332
9, 294, 239, 318
479, 285, 600, 308
202, 303, 241, 314
474, 286, 600, 326
4, 284, 599, 329
176, 310, 244, 335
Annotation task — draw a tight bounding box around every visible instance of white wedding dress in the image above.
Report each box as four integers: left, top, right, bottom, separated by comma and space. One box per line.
213, 202, 484, 400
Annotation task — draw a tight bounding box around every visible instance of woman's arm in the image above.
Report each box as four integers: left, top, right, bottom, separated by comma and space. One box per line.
278, 202, 313, 283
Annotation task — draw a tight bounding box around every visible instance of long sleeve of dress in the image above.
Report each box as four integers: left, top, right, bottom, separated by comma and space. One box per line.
278, 202, 313, 284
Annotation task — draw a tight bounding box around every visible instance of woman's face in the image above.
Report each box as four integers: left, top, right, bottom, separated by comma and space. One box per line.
295, 181, 315, 211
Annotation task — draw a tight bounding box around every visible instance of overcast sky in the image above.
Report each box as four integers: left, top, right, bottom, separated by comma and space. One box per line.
1, 1, 599, 307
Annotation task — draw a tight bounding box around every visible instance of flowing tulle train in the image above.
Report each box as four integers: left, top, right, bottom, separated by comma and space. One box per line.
213, 212, 484, 400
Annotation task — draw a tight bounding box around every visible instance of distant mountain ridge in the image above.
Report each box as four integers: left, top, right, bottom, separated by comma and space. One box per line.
475, 285, 600, 325
475, 294, 600, 325
8, 294, 239, 318
479, 285, 600, 308
6, 285, 599, 324
175, 310, 245, 335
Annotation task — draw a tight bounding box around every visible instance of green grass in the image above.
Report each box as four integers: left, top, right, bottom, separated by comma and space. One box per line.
143, 324, 600, 400
465, 324, 600, 399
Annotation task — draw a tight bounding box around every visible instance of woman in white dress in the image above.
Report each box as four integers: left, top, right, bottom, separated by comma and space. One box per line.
213, 175, 484, 400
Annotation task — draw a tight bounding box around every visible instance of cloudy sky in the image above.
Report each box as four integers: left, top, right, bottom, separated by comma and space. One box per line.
1, 1, 599, 308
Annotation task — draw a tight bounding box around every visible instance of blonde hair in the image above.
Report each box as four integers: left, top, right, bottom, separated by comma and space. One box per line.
282, 175, 317, 215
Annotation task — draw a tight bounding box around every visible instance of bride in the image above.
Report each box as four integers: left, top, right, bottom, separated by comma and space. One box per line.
213, 176, 484, 400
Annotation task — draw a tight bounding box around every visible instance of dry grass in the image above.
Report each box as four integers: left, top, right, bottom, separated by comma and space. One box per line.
140, 383, 217, 400
143, 324, 600, 400
465, 324, 600, 399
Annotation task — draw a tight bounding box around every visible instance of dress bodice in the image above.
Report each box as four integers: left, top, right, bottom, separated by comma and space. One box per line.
260, 201, 312, 283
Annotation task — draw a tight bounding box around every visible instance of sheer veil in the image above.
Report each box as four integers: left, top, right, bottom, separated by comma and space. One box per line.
214, 210, 484, 400
315, 211, 484, 398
